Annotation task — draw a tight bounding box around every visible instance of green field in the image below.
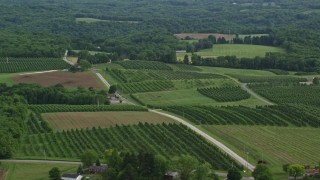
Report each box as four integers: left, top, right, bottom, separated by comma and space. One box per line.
177, 44, 285, 59
198, 66, 276, 76
200, 125, 320, 178
0, 73, 14, 85
132, 89, 266, 107
3, 162, 78, 180
76, 18, 140, 24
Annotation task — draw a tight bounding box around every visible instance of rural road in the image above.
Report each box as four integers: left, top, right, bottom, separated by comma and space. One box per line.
63, 50, 75, 65
150, 109, 256, 171
0, 159, 80, 165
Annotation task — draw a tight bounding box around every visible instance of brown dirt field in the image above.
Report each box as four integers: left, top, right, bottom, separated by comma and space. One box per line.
175, 33, 235, 40
12, 71, 103, 88
66, 57, 78, 64
43, 111, 175, 131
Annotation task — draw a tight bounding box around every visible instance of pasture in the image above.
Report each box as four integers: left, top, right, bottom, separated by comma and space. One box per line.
199, 66, 275, 76
2, 162, 78, 180
177, 44, 285, 59
12, 71, 103, 88
43, 111, 175, 130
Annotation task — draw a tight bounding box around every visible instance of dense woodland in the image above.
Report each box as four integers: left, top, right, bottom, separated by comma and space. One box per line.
0, 0, 319, 71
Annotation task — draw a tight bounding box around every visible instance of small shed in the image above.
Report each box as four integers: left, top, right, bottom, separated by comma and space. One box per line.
61, 173, 82, 180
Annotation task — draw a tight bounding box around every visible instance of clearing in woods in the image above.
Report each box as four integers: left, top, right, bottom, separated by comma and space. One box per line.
43, 111, 175, 130
177, 44, 285, 59
174, 33, 235, 40
12, 71, 103, 88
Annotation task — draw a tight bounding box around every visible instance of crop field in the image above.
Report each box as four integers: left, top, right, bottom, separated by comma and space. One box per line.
0, 57, 71, 73
20, 123, 241, 170
165, 105, 320, 127
30, 104, 147, 113
108, 69, 224, 83
250, 84, 320, 106
43, 111, 175, 130
197, 86, 250, 102
228, 74, 307, 84
132, 89, 266, 107
3, 162, 78, 180
168, 64, 202, 71
204, 126, 320, 166
12, 71, 103, 88
118, 80, 174, 93
177, 44, 285, 59
115, 60, 173, 70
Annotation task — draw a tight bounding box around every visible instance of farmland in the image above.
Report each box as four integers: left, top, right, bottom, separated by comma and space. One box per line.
228, 74, 307, 84
174, 33, 235, 41
19, 123, 241, 170
12, 71, 103, 88
131, 89, 266, 107
164, 105, 320, 127
0, 58, 71, 73
43, 111, 175, 130
250, 84, 320, 106
2, 162, 78, 180
177, 44, 285, 59
197, 86, 250, 102
203, 125, 320, 166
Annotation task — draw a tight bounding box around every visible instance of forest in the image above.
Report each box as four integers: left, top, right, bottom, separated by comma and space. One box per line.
0, 0, 319, 71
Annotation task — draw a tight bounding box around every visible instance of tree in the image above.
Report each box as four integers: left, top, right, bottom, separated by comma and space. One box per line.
252, 164, 273, 180
171, 155, 199, 180
227, 167, 242, 180
288, 164, 305, 180
77, 164, 83, 174
313, 77, 319, 85
79, 59, 92, 71
108, 85, 117, 94
49, 167, 61, 180
96, 159, 101, 166
194, 162, 218, 180
183, 54, 189, 64
81, 149, 98, 167
153, 155, 169, 179
283, 164, 290, 173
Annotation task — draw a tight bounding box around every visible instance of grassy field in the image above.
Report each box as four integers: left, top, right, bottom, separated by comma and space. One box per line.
72, 50, 110, 55
133, 89, 266, 107
0, 73, 14, 85
199, 125, 320, 179
199, 66, 275, 76
43, 111, 174, 130
3, 162, 78, 180
177, 44, 285, 59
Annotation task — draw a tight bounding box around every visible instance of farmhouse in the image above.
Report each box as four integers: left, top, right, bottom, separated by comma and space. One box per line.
61, 173, 82, 180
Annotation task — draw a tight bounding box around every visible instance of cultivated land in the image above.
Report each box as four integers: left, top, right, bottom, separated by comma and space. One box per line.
12, 71, 103, 88
132, 89, 266, 107
177, 44, 285, 59
43, 111, 175, 131
2, 162, 78, 180
201, 126, 320, 175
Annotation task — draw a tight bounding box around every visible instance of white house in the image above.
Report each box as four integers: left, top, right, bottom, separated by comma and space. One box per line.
61, 173, 82, 180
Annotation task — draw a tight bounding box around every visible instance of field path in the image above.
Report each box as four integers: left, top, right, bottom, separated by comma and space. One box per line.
0, 159, 81, 165
222, 74, 274, 105
63, 50, 75, 65
150, 109, 256, 171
